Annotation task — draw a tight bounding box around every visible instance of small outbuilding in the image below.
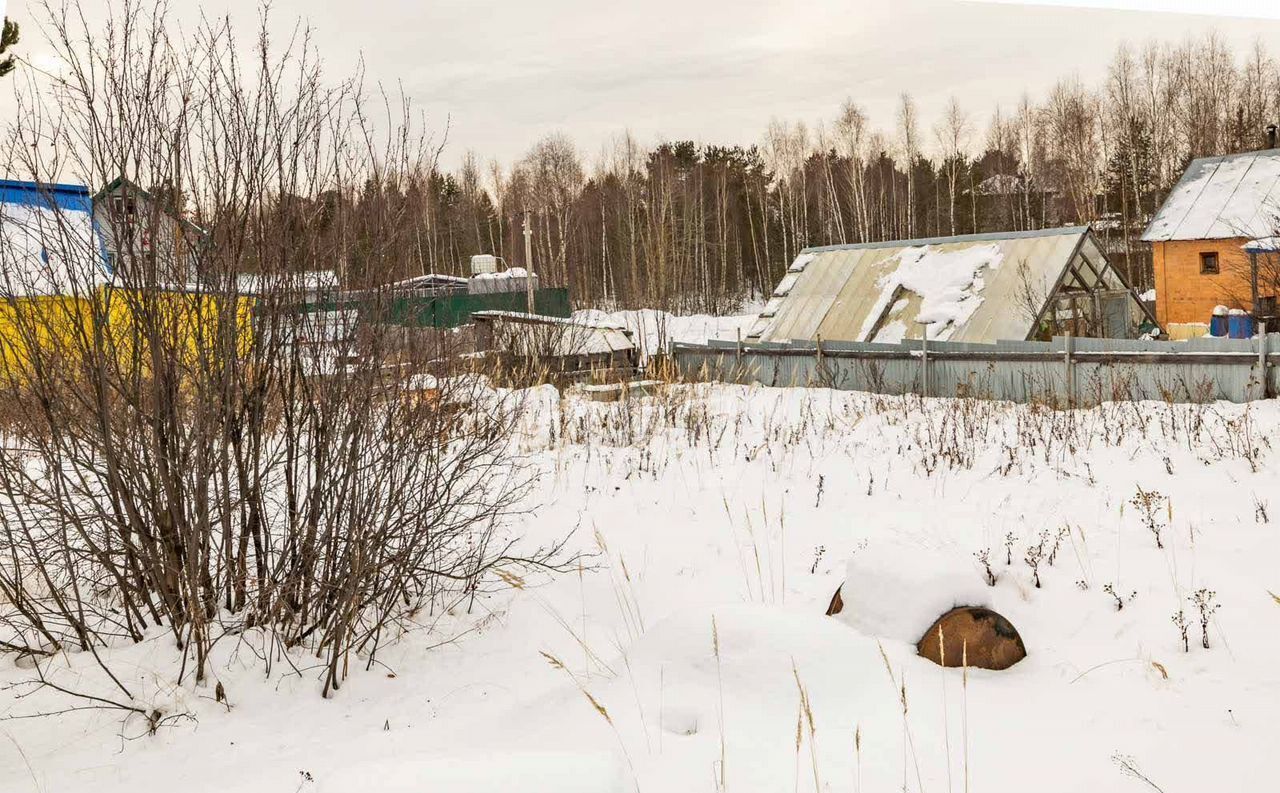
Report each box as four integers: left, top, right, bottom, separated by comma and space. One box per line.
1142, 145, 1280, 330
472, 310, 639, 377
747, 226, 1154, 344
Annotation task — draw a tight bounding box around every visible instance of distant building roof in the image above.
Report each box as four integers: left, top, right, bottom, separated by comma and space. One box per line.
472, 310, 636, 356
1142, 149, 1280, 242
234, 270, 337, 296
748, 226, 1143, 344
0, 180, 109, 296
394, 273, 469, 287
93, 176, 209, 239
975, 174, 1023, 196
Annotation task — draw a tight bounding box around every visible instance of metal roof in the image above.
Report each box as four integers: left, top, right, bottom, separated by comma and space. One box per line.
750, 227, 1121, 344
1142, 149, 1280, 242
472, 311, 636, 355
0, 179, 94, 211
800, 225, 1088, 253
0, 180, 110, 296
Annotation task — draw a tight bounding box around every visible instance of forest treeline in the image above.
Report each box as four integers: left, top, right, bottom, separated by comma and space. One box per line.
305, 34, 1280, 312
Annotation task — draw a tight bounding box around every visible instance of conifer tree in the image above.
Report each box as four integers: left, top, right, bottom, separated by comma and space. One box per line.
0, 17, 18, 78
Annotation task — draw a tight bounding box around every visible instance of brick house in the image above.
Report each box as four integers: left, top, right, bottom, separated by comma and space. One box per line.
1142, 146, 1280, 330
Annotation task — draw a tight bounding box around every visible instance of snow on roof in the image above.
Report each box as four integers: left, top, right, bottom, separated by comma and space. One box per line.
473, 310, 624, 330
472, 266, 532, 280
975, 173, 1023, 196
856, 243, 1003, 343
1142, 149, 1280, 242
394, 273, 469, 286
472, 310, 636, 356
1243, 236, 1280, 253
0, 180, 109, 296
751, 227, 1107, 344
234, 270, 338, 295
384, 273, 469, 294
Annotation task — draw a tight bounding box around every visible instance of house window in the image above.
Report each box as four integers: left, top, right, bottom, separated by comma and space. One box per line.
1199, 251, 1219, 275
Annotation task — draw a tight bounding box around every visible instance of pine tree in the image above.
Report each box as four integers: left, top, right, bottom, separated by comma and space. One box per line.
1103, 116, 1156, 219
0, 18, 18, 79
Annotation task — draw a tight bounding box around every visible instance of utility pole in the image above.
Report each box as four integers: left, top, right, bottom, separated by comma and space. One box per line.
522, 211, 535, 314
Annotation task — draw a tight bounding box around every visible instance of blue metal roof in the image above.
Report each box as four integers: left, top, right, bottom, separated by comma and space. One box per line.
0, 179, 95, 213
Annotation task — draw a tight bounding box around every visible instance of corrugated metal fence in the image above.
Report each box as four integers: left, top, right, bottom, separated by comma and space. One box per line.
672, 334, 1280, 404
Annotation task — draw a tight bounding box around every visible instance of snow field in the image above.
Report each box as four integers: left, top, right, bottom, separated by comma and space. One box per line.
0, 384, 1276, 792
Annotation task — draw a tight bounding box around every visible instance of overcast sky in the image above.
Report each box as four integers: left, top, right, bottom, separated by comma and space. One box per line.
3, 0, 1280, 173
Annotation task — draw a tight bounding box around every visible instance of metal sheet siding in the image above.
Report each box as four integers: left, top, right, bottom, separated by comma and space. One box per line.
755, 229, 1090, 345
673, 332, 1278, 405
948, 233, 1076, 343
759, 249, 854, 342
814, 247, 898, 341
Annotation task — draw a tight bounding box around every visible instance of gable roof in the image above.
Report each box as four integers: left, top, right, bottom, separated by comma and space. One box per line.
0, 180, 110, 296
1142, 149, 1280, 242
747, 226, 1140, 344
93, 176, 209, 239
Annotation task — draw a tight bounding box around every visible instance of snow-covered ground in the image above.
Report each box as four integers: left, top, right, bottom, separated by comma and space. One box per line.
2, 384, 1277, 792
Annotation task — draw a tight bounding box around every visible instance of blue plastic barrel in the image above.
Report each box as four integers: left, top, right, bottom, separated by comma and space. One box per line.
1228, 314, 1254, 339
1209, 314, 1228, 337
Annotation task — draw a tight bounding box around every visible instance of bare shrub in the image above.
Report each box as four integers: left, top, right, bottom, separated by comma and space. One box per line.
1102, 583, 1136, 611
1171, 608, 1189, 652
974, 547, 996, 586
1129, 487, 1168, 549
1190, 589, 1219, 649
0, 1, 566, 713
1047, 525, 1069, 565
1024, 532, 1047, 588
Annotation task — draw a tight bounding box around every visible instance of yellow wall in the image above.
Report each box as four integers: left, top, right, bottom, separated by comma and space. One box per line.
1152, 238, 1254, 326
0, 288, 254, 384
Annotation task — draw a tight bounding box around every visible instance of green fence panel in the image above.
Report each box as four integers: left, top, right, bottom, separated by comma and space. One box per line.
274, 287, 571, 329
391, 288, 571, 328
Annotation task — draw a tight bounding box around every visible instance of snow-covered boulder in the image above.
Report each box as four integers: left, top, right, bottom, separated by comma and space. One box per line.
834, 541, 997, 644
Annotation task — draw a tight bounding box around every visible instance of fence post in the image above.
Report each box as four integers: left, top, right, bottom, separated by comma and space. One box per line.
735, 327, 743, 382
1259, 321, 1269, 400
1064, 332, 1074, 407
815, 333, 823, 388
920, 329, 929, 398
